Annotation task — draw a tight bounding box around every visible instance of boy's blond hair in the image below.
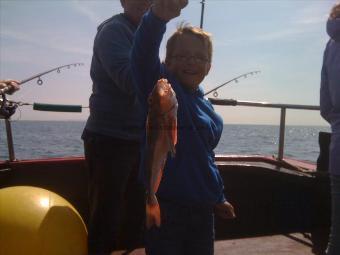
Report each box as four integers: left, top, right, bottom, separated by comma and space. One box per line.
330, 3, 340, 19
165, 23, 213, 63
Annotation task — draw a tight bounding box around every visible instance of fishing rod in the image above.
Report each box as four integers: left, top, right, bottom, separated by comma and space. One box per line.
0, 62, 84, 118
200, 0, 206, 29
20, 62, 84, 85
0, 63, 84, 95
204, 71, 261, 97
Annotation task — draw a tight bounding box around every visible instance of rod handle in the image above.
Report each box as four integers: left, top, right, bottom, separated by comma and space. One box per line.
33, 103, 82, 112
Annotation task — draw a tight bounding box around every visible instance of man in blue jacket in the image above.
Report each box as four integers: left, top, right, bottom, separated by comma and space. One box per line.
82, 1, 152, 254
320, 3, 340, 255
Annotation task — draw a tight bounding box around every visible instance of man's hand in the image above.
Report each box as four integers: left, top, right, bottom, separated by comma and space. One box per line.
0, 79, 20, 95
214, 201, 236, 220
152, 0, 188, 21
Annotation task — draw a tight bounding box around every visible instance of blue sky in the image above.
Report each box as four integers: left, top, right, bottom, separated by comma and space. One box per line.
0, 0, 337, 125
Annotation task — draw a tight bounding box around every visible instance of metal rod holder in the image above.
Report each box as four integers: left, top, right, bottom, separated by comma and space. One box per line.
5, 119, 15, 161
278, 108, 286, 161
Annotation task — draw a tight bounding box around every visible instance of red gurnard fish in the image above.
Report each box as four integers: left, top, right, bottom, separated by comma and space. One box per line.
145, 78, 178, 229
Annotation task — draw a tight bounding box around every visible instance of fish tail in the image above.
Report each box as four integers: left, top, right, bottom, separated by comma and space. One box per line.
146, 194, 161, 229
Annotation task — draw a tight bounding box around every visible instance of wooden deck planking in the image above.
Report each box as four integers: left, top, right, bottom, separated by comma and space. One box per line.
111, 233, 317, 255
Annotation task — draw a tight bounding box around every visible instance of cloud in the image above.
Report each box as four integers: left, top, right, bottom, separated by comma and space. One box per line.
1, 29, 91, 56
297, 15, 328, 25
251, 3, 330, 42
294, 4, 329, 25
254, 28, 304, 42
71, 0, 120, 25
72, 1, 103, 25
213, 38, 234, 47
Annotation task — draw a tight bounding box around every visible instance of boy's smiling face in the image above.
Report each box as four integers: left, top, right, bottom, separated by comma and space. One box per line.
166, 34, 211, 91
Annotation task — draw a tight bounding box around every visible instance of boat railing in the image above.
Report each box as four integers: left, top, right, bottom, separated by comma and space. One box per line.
209, 98, 320, 161
1, 97, 321, 162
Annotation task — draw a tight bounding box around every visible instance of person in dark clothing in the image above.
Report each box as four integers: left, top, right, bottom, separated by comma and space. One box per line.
82, 1, 152, 254
320, 3, 340, 255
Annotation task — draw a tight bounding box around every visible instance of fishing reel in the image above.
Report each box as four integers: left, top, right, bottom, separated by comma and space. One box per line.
0, 94, 18, 119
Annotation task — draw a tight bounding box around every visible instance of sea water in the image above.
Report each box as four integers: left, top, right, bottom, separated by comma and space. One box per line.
0, 120, 330, 162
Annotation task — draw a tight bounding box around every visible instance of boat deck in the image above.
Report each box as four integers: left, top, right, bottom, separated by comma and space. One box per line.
113, 233, 317, 255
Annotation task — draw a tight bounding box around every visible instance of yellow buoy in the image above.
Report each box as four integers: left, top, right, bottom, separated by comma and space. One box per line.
0, 186, 87, 255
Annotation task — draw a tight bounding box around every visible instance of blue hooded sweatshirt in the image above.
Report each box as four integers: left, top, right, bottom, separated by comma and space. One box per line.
83, 14, 143, 141
131, 11, 226, 206
320, 18, 340, 175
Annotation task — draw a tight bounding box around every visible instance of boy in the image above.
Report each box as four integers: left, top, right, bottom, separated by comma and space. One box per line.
131, 1, 235, 254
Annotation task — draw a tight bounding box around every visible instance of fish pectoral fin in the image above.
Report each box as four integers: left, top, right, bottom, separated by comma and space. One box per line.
167, 117, 177, 157
146, 194, 161, 229
165, 126, 177, 157
169, 143, 176, 157
171, 117, 177, 146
